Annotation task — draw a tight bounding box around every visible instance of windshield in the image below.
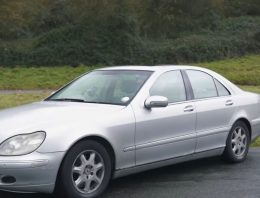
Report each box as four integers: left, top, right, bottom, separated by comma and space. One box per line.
46, 70, 153, 105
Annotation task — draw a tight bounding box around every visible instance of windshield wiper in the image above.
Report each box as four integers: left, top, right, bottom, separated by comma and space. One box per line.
47, 98, 124, 105
48, 98, 86, 102
83, 101, 112, 104
83, 101, 125, 106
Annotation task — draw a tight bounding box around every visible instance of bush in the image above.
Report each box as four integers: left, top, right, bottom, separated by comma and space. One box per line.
0, 16, 259, 66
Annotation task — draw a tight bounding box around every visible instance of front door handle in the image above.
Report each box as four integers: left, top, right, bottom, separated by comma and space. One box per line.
225, 100, 234, 106
184, 105, 195, 112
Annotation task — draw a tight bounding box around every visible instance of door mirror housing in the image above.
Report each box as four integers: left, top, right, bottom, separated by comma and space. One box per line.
144, 96, 168, 109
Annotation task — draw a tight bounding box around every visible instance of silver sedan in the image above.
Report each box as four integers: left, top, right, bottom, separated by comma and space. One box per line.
0, 66, 260, 198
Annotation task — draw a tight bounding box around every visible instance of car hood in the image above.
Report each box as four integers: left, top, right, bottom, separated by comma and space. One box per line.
0, 101, 125, 142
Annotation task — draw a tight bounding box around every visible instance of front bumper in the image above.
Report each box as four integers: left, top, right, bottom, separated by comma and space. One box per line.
0, 151, 65, 194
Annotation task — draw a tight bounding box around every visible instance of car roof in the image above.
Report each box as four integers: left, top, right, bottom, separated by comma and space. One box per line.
97, 65, 208, 72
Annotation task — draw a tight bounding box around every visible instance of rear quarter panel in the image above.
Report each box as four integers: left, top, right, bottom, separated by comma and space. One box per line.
230, 92, 260, 141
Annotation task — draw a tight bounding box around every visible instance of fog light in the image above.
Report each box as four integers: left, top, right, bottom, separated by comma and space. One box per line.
1, 175, 16, 184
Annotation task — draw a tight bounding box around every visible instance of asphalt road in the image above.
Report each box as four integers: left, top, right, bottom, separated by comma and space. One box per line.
1, 148, 260, 198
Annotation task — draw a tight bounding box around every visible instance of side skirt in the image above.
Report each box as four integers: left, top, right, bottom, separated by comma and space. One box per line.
113, 147, 225, 179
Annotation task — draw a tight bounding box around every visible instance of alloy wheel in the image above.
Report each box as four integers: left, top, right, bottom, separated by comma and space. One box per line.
231, 127, 247, 157
72, 150, 105, 194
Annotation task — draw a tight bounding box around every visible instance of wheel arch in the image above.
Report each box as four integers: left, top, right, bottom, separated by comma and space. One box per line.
54, 135, 116, 193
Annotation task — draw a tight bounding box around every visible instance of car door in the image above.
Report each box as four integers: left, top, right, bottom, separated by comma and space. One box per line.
132, 70, 197, 165
185, 69, 236, 153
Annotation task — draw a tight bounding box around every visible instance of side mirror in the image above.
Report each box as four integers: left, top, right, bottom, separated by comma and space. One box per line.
144, 96, 168, 109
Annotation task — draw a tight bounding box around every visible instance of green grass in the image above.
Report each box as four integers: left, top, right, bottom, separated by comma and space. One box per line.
251, 138, 260, 147
0, 54, 259, 90
200, 54, 260, 86
0, 92, 51, 109
239, 85, 260, 93
0, 66, 94, 90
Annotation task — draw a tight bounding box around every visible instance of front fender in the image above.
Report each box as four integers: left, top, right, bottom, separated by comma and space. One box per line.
37, 106, 136, 170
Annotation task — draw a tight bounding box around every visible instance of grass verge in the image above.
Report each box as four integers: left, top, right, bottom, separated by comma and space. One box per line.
251, 138, 260, 147
0, 92, 51, 109
200, 54, 260, 86
0, 66, 92, 90
0, 54, 259, 90
239, 86, 260, 93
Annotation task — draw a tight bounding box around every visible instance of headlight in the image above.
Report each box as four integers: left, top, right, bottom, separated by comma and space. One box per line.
0, 131, 46, 156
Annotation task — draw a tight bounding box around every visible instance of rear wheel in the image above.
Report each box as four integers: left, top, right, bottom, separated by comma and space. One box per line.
222, 121, 250, 163
56, 140, 112, 198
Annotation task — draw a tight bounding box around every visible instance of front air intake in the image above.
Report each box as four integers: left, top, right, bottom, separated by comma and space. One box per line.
1, 175, 16, 184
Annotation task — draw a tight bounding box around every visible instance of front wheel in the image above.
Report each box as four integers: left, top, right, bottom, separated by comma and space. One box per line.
56, 140, 112, 198
222, 121, 250, 163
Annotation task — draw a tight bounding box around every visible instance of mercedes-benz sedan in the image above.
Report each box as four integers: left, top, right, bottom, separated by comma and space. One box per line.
0, 66, 260, 198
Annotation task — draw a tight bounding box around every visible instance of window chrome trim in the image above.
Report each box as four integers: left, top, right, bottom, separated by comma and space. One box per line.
166, 94, 233, 107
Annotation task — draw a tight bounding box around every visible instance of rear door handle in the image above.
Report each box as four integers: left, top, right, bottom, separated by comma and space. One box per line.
184, 105, 195, 112
225, 100, 234, 106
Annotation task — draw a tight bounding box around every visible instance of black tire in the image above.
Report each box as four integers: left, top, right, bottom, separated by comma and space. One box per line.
222, 121, 250, 163
55, 140, 112, 198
